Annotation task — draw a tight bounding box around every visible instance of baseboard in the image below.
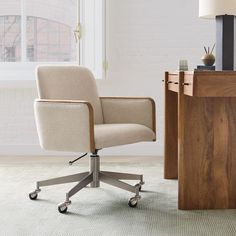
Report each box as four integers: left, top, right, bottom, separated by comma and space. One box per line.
0, 143, 163, 157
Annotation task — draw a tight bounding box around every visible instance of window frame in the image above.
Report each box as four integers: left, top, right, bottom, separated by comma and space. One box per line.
0, 0, 106, 83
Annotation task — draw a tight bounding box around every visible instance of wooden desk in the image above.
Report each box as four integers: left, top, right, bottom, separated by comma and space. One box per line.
164, 71, 236, 210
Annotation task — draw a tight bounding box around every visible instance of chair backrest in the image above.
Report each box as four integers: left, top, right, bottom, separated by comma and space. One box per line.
36, 65, 104, 124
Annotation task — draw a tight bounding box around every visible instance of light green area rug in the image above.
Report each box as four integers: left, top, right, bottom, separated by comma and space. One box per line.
0, 156, 235, 236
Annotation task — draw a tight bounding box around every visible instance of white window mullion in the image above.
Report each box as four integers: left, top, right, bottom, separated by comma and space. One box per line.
81, 0, 95, 71
80, 0, 105, 79
21, 0, 27, 62
79, 0, 84, 67
102, 0, 107, 79
77, 0, 81, 64
94, 0, 102, 79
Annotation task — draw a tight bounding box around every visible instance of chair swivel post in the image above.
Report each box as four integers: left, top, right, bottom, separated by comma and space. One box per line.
90, 151, 100, 188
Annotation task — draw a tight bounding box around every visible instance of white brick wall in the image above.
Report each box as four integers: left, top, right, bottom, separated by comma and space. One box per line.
0, 0, 215, 156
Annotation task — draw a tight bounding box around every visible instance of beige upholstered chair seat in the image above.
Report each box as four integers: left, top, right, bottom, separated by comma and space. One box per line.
94, 123, 155, 149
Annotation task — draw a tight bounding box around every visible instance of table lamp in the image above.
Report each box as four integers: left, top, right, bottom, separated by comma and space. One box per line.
199, 0, 236, 70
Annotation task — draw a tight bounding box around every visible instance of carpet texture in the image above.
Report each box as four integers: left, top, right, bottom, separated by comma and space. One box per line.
0, 156, 236, 236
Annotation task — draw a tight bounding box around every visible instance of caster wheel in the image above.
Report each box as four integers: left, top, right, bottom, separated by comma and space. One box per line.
58, 203, 68, 214
128, 197, 138, 208
29, 191, 38, 200
135, 184, 142, 191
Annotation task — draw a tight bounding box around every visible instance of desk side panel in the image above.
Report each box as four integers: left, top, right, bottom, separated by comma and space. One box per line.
164, 72, 178, 179
179, 96, 236, 209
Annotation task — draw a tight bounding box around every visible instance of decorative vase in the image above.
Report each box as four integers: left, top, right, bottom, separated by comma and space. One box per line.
201, 53, 215, 66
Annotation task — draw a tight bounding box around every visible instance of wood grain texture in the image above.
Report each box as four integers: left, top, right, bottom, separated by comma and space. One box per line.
190, 71, 236, 97
183, 74, 194, 96
164, 72, 178, 179
167, 73, 179, 93
178, 72, 186, 208
165, 71, 236, 209
178, 95, 236, 210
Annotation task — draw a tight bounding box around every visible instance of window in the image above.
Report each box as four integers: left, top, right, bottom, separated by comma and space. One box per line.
0, 0, 105, 80
0, 15, 21, 62
0, 0, 77, 62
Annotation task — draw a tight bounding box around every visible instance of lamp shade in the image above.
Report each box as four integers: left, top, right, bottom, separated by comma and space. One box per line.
199, 0, 236, 19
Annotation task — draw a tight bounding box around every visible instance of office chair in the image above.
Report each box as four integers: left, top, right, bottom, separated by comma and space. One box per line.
29, 66, 156, 213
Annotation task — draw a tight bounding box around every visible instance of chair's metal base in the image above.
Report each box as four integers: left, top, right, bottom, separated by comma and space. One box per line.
29, 153, 144, 213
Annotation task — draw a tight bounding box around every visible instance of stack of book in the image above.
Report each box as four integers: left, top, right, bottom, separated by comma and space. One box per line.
195, 65, 215, 71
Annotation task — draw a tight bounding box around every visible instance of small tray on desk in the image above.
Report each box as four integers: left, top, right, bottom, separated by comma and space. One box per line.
195, 65, 215, 71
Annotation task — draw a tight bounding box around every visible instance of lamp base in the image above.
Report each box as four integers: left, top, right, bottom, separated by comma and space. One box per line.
216, 15, 236, 71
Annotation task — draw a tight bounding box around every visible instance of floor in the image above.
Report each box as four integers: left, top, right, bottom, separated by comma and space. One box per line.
0, 155, 236, 236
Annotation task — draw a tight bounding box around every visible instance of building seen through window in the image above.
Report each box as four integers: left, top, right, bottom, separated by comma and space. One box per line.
0, 0, 77, 62
0, 15, 21, 61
